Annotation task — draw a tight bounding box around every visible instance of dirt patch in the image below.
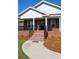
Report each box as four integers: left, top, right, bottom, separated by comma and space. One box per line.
44, 36, 61, 53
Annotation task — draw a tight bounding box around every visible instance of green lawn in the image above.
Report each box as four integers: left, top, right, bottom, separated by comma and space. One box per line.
18, 39, 30, 59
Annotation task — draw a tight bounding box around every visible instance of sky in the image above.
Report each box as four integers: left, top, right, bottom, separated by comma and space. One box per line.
18, 0, 61, 13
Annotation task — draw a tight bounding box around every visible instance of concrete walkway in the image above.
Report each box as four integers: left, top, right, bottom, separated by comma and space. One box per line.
22, 40, 61, 59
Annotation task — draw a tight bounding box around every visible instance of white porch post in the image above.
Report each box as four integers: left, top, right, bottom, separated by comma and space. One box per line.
45, 17, 48, 31
59, 17, 61, 32
33, 18, 35, 31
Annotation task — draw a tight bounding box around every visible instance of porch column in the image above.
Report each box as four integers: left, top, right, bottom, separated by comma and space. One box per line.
45, 17, 48, 31
33, 18, 35, 31
59, 17, 61, 32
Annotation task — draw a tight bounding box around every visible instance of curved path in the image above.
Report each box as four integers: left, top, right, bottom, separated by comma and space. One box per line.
22, 40, 61, 59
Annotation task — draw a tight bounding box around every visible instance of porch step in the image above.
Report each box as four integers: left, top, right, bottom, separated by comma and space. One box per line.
30, 31, 44, 41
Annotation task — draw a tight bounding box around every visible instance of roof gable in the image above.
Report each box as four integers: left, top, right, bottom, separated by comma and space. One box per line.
34, 1, 61, 14
19, 7, 45, 16
19, 7, 45, 19
34, 1, 61, 10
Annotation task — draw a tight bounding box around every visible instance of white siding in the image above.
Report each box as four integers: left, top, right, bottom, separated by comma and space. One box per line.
18, 23, 24, 26
36, 4, 61, 14
20, 10, 43, 19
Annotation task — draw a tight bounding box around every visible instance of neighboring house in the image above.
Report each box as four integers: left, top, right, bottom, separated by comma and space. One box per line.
18, 0, 61, 41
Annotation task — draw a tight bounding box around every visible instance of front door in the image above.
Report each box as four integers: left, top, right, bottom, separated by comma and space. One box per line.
35, 20, 45, 30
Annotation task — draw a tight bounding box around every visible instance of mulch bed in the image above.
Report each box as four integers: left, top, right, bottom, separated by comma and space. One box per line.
43, 36, 61, 53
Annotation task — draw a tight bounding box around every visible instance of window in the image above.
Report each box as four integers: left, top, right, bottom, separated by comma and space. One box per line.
27, 21, 33, 30
51, 19, 59, 28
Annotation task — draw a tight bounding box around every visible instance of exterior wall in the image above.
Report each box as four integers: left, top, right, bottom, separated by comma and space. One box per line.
18, 20, 24, 30
36, 4, 60, 14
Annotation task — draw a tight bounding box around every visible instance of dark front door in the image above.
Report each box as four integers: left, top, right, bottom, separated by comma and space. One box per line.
35, 20, 45, 30
40, 21, 45, 30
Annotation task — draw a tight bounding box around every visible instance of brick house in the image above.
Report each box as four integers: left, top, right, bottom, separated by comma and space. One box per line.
18, 1, 61, 41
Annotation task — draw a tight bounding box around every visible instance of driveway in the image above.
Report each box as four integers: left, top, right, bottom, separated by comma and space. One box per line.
22, 40, 61, 59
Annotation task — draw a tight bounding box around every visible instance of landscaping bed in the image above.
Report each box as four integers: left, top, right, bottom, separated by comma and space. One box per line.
18, 31, 30, 59
43, 36, 61, 53
18, 31, 29, 40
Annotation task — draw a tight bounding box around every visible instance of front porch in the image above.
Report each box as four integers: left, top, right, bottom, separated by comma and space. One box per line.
18, 17, 60, 40
19, 17, 60, 31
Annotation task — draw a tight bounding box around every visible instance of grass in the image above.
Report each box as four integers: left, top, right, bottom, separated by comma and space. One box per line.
44, 36, 61, 53
18, 39, 30, 59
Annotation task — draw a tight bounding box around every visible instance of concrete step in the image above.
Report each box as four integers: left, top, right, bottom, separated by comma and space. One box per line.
32, 34, 44, 37
31, 37, 43, 39
30, 31, 44, 41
